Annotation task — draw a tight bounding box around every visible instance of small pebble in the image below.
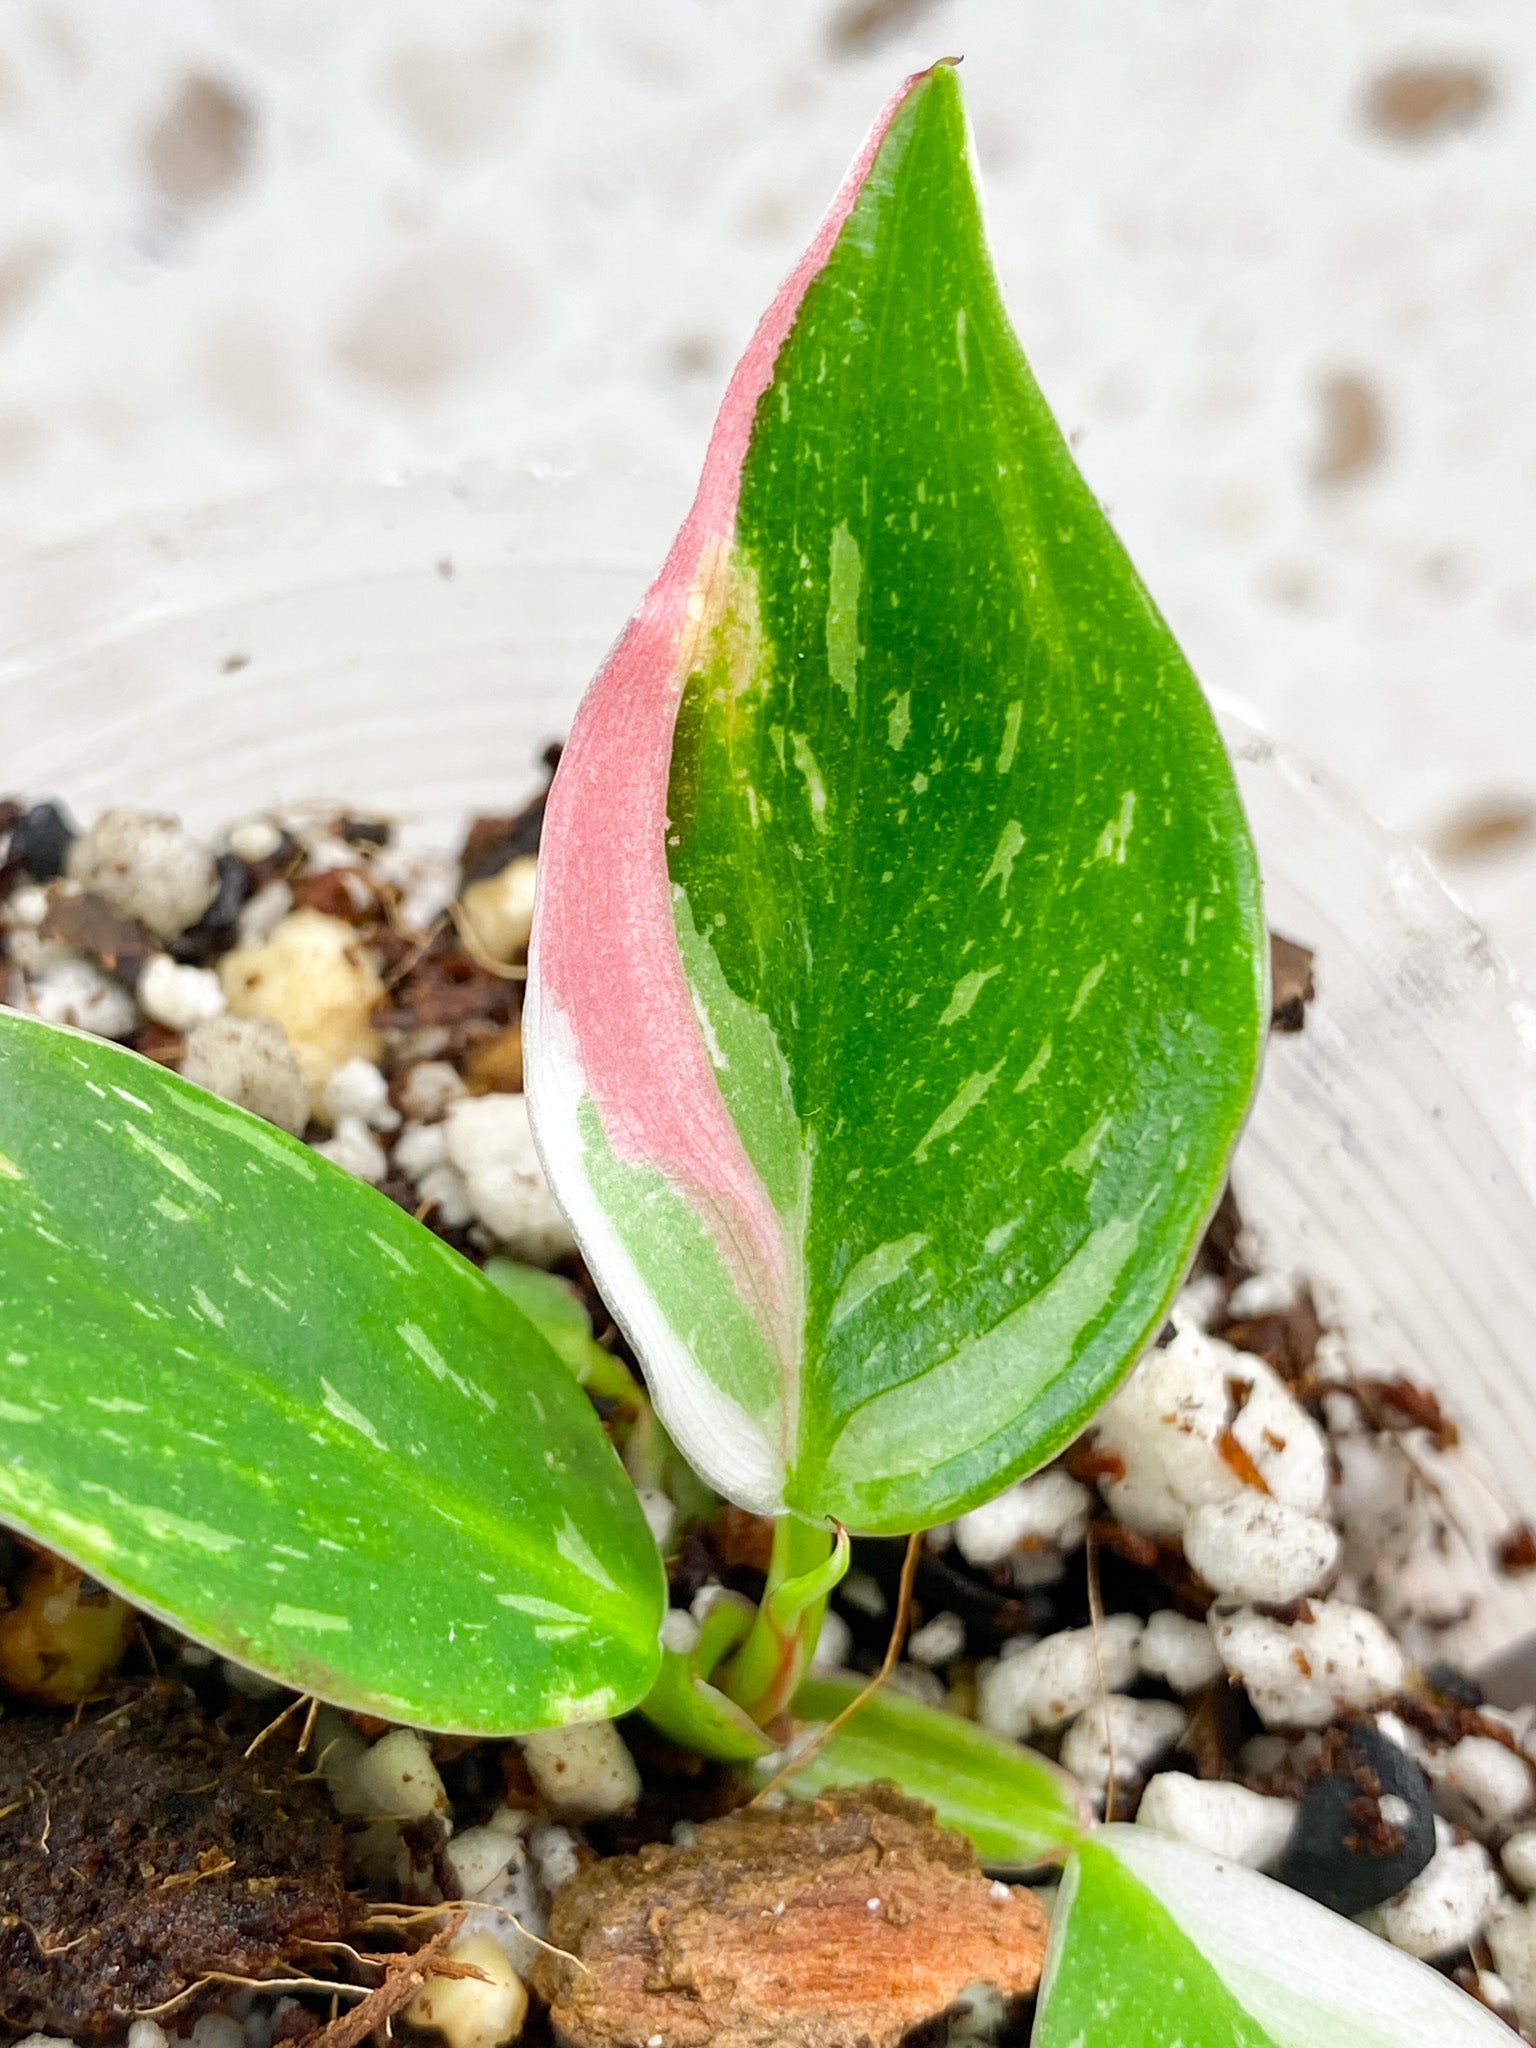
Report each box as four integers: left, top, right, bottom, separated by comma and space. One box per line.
1275, 1720, 1437, 1914
520, 1722, 641, 1819
1425, 1734, 1536, 1834
459, 854, 538, 964
445, 1093, 575, 1264
1358, 1817, 1502, 1959
1137, 1773, 1298, 1868
1060, 1694, 1186, 1805
23, 954, 137, 1038
953, 1468, 1092, 1568
4, 882, 48, 926
227, 817, 283, 863
1091, 1314, 1328, 1538
907, 1609, 966, 1667
1503, 1830, 1536, 1893
8, 799, 75, 880
67, 806, 218, 937
1138, 1608, 1224, 1694
312, 1113, 388, 1183
404, 1929, 528, 2048
1182, 1494, 1341, 1605
127, 2023, 169, 2048
1208, 1598, 1406, 1728
397, 1059, 467, 1122
136, 953, 226, 1033
219, 907, 384, 1091
637, 1485, 676, 1548
977, 1614, 1142, 1738
181, 1015, 310, 1134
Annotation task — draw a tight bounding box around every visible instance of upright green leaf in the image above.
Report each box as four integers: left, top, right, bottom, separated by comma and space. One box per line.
1034, 1826, 1510, 2048
526, 62, 1265, 1531
0, 1014, 665, 1733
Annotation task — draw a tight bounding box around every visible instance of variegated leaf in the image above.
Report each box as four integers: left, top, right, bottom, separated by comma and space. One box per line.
526, 63, 1265, 1530
1034, 1825, 1511, 2048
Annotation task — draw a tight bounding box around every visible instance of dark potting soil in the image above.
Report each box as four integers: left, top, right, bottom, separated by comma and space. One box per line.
0, 1679, 353, 2037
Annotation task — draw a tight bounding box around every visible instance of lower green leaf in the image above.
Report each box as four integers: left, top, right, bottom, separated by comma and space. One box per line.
0, 1015, 665, 1734
1035, 1826, 1511, 2048
760, 1671, 1089, 1870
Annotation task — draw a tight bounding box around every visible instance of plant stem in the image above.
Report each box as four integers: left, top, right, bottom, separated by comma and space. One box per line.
716, 1515, 849, 1729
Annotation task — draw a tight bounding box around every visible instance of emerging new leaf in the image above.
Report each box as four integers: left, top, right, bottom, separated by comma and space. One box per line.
527, 63, 1265, 1530
0, 1015, 665, 1733
1034, 1825, 1510, 2047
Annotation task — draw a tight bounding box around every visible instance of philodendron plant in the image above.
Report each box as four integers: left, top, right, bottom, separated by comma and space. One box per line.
0, 60, 1509, 2048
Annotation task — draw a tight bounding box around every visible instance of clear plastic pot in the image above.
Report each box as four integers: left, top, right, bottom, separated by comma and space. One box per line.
3, 467, 1533, 1674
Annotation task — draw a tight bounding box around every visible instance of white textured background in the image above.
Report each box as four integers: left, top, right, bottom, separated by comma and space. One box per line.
0, 0, 1532, 968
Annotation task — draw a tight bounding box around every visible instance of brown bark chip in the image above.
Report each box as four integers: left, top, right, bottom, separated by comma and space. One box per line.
534, 1784, 1046, 2048
0, 1679, 352, 2037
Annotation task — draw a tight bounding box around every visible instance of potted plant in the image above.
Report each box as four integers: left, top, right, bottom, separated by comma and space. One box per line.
0, 58, 1531, 2048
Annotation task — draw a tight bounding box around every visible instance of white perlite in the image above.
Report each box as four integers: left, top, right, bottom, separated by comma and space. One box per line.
1490, 1897, 1536, 2035
1359, 1818, 1502, 1959
137, 953, 225, 1033
1138, 1608, 1224, 1694
1136, 1772, 1298, 1869
1503, 1830, 1536, 1893
1182, 1495, 1341, 1605
1090, 1314, 1328, 1538
1424, 1735, 1536, 1834
907, 1609, 966, 1666
313, 1113, 388, 1182
181, 1014, 310, 1134
23, 954, 137, 1038
350, 1727, 447, 1819
1060, 1695, 1186, 1805
398, 1059, 467, 1121
320, 1053, 399, 1130
811, 1606, 852, 1673
1208, 1598, 1406, 1728
67, 806, 218, 938
977, 1615, 1142, 1738
445, 1093, 576, 1263
954, 1468, 1092, 1568
446, 1824, 523, 1901
519, 1721, 640, 1819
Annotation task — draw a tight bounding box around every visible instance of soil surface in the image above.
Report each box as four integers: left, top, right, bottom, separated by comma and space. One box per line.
0, 1678, 353, 2037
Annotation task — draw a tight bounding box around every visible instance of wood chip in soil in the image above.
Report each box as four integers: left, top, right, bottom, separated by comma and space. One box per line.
533, 1783, 1047, 2048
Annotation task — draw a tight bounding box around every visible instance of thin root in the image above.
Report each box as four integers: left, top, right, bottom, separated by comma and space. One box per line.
244, 1692, 311, 1760
1085, 1527, 1117, 1823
